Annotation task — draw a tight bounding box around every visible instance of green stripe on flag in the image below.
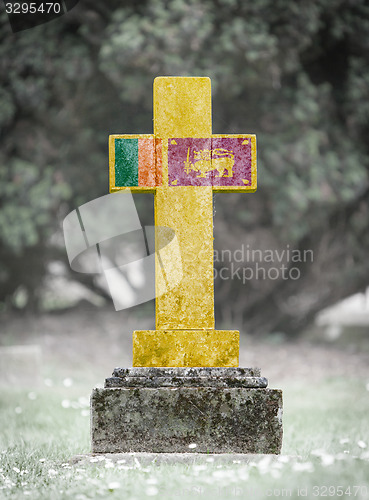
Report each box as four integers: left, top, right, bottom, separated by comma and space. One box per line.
115, 138, 139, 187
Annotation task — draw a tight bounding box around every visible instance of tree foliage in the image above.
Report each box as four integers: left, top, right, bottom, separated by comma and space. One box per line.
1, 0, 369, 333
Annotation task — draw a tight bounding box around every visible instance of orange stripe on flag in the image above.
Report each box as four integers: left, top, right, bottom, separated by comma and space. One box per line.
138, 138, 156, 187
155, 138, 163, 186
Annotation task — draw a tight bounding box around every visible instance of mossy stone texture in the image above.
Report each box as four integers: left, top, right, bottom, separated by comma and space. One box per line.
91, 368, 283, 454
106, 367, 267, 388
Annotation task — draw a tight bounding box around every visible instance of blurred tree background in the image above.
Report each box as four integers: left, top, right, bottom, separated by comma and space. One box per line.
0, 0, 369, 335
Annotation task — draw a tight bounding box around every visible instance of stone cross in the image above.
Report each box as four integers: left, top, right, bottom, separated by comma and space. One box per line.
109, 77, 257, 367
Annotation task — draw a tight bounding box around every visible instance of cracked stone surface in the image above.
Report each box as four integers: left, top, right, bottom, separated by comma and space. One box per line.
91, 382, 283, 454
112, 367, 261, 377
105, 375, 268, 388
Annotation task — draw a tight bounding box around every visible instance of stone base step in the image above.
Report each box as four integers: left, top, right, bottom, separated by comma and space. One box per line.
91, 368, 283, 454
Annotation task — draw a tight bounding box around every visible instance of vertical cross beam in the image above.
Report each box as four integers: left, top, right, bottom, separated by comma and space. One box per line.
154, 77, 214, 331
109, 77, 257, 367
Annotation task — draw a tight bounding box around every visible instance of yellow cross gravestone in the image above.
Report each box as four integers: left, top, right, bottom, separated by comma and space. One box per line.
109, 77, 256, 367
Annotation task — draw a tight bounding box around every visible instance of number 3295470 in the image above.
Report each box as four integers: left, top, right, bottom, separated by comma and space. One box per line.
5, 3, 62, 14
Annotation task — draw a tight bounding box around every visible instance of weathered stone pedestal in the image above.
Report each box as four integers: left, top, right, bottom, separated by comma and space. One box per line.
91, 367, 283, 454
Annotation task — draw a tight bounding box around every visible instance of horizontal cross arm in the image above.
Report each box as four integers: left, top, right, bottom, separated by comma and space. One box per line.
110, 134, 256, 193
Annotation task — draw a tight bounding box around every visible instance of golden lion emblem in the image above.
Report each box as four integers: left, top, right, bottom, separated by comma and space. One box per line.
184, 147, 234, 178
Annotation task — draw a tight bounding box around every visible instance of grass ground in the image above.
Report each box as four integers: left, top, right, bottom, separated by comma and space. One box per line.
1, 379, 369, 499
1, 308, 369, 499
